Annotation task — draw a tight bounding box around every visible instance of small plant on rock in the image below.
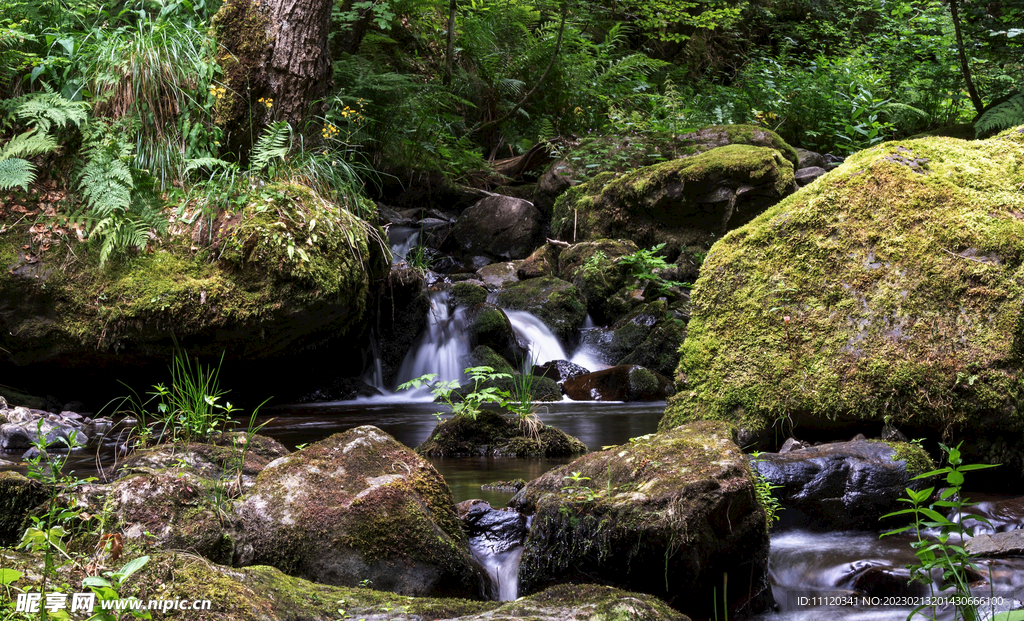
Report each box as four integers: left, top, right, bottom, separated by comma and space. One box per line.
618, 243, 690, 294
398, 366, 510, 421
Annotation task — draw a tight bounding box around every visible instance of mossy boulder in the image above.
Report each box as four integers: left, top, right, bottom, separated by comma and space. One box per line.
466, 303, 528, 366
550, 145, 797, 273
450, 282, 489, 308
510, 421, 770, 617
517, 243, 562, 280
750, 439, 934, 530
557, 239, 641, 324
0, 471, 47, 545
114, 433, 291, 492
494, 276, 588, 343
562, 365, 675, 401
580, 301, 687, 377
417, 410, 587, 457
660, 133, 1024, 475
0, 182, 387, 401
447, 195, 543, 261
1, 548, 687, 621
104, 467, 251, 566
238, 426, 485, 598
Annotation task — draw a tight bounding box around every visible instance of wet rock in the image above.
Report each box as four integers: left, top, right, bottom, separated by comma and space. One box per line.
562, 365, 675, 401
534, 360, 589, 385
417, 410, 587, 458
778, 438, 806, 454
239, 426, 486, 598
481, 479, 527, 493
495, 276, 588, 343
796, 148, 826, 169
466, 303, 528, 366
447, 195, 543, 261
511, 421, 770, 617
0, 471, 48, 545
958, 496, 1024, 536
458, 500, 528, 554
579, 301, 685, 378
0, 409, 86, 450
369, 266, 430, 387
557, 239, 641, 324
749, 439, 933, 530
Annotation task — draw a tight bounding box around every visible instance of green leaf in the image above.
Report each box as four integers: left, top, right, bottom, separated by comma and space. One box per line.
115, 556, 150, 584
0, 568, 23, 585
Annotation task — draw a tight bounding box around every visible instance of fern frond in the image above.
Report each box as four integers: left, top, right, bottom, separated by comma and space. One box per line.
78, 142, 133, 217
251, 121, 293, 171
0, 128, 58, 160
976, 91, 1024, 137
15, 89, 89, 133
182, 157, 237, 177
0, 157, 35, 191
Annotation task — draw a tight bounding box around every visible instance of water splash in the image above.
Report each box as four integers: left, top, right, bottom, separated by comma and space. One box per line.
388, 226, 420, 265
395, 291, 471, 387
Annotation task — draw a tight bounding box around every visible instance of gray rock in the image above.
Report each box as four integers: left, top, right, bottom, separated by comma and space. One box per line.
448, 195, 543, 261
967, 530, 1024, 557
796, 148, 826, 169
794, 166, 827, 186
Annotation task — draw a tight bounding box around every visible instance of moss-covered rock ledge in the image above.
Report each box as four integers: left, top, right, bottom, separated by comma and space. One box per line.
0, 182, 387, 396
662, 129, 1024, 476
0, 549, 689, 621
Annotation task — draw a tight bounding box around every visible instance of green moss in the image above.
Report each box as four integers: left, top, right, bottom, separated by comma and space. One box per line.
417, 410, 587, 457
995, 124, 1024, 145
450, 282, 488, 308
660, 135, 1024, 471
0, 182, 383, 365
884, 440, 935, 476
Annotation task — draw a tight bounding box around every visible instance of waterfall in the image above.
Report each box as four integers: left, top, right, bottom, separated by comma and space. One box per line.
395, 291, 472, 386
361, 331, 385, 391
470, 543, 524, 601
388, 226, 420, 265
504, 310, 608, 372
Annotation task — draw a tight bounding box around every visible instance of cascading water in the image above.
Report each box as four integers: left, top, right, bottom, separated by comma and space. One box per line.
388, 226, 420, 265
395, 291, 472, 386
504, 310, 607, 372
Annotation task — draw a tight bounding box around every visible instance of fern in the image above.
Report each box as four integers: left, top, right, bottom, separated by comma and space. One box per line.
0, 129, 58, 160
14, 88, 89, 132
78, 140, 133, 217
976, 90, 1024, 137
0, 157, 34, 190
251, 121, 293, 171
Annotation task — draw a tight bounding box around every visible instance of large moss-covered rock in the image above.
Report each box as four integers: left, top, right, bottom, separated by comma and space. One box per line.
238, 426, 485, 598
510, 421, 770, 617
416, 410, 587, 457
495, 276, 588, 342
466, 303, 528, 365
661, 133, 1024, 474
447, 195, 543, 261
1, 549, 688, 621
557, 239, 641, 325
550, 145, 797, 263
0, 182, 387, 401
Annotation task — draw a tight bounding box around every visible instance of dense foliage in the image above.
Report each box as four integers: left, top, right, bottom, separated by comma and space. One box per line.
0, 0, 1021, 264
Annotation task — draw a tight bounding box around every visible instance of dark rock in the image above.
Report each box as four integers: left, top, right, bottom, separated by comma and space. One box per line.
239, 426, 486, 598
511, 421, 770, 617
557, 239, 642, 324
458, 500, 528, 554
0, 471, 48, 545
562, 365, 675, 401
447, 195, 543, 261
417, 410, 587, 458
481, 479, 527, 493
579, 301, 685, 377
794, 166, 827, 186
370, 267, 430, 387
749, 439, 933, 530
534, 360, 589, 385
778, 438, 806, 454
294, 377, 382, 403
495, 276, 588, 343
796, 148, 826, 169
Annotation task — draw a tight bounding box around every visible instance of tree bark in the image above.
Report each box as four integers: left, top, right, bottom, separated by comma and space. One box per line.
948, 0, 984, 115
444, 0, 457, 85
264, 0, 334, 129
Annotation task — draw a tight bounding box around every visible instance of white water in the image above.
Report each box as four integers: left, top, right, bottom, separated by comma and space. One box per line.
470, 542, 524, 601
388, 226, 420, 264
395, 291, 472, 387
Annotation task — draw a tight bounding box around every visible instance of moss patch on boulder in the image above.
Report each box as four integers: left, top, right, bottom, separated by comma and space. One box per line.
451, 282, 489, 308
510, 421, 770, 617
238, 426, 484, 598
417, 410, 587, 457
495, 276, 588, 342
550, 145, 797, 259
661, 132, 1024, 475
0, 472, 47, 545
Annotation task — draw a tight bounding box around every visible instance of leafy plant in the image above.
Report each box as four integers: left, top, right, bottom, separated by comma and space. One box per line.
561, 471, 595, 502
398, 366, 511, 421
881, 442, 998, 621
618, 243, 690, 293
749, 452, 783, 528
975, 90, 1024, 137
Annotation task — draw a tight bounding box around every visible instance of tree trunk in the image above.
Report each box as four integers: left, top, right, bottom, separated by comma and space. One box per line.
444, 0, 457, 85
948, 0, 984, 115
212, 0, 334, 159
